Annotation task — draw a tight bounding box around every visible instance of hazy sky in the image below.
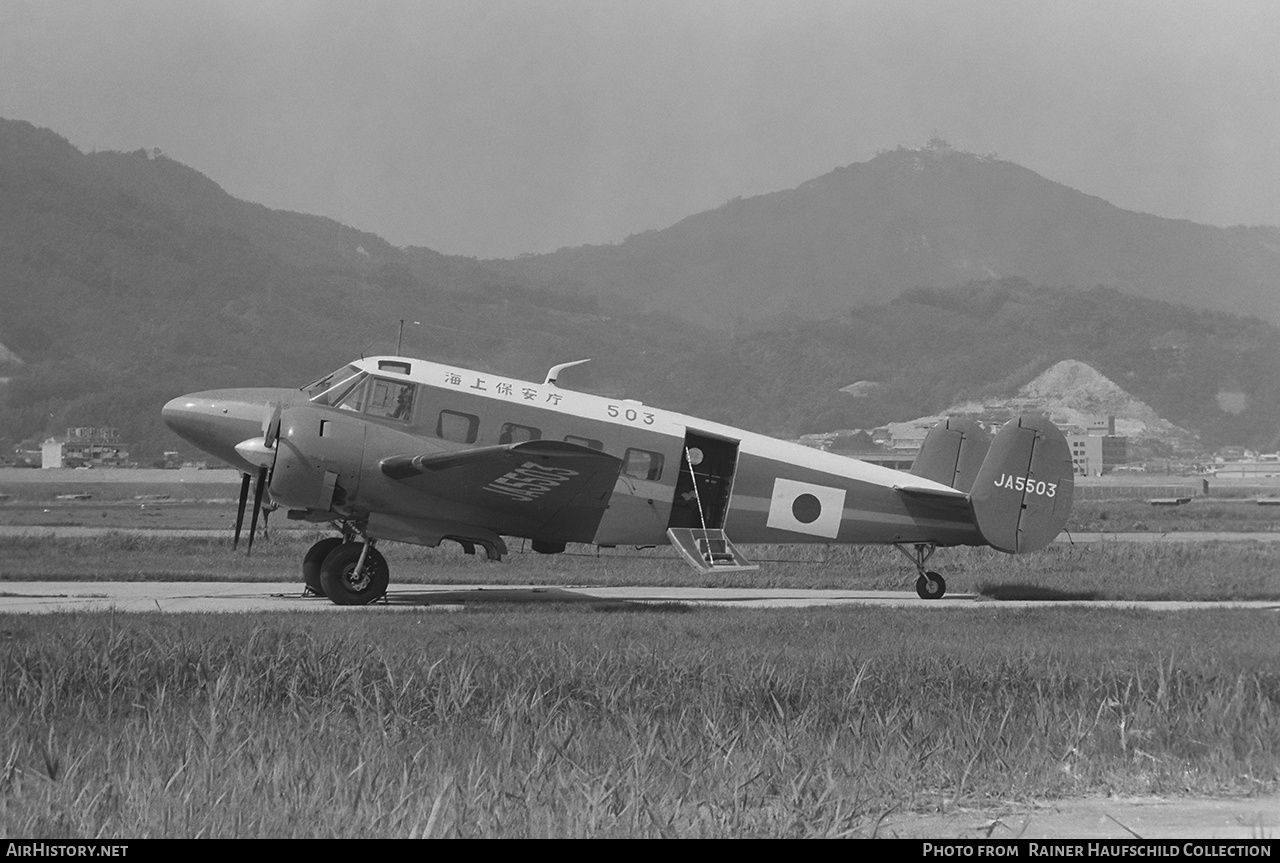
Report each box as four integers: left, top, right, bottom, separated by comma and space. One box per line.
3, 0, 1279, 258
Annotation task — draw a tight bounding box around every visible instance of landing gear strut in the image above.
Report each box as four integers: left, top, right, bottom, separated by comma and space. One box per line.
893, 542, 947, 600
318, 538, 389, 606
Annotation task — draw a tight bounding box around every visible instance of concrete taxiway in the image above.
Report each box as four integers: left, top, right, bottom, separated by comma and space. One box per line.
1, 581, 1279, 614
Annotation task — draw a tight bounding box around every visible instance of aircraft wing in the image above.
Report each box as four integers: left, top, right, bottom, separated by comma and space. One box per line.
380, 441, 623, 542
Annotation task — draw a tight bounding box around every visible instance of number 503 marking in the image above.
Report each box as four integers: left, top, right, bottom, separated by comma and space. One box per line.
606, 404, 655, 425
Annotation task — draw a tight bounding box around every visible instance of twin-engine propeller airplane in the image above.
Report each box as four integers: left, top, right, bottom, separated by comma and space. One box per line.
162, 355, 1074, 605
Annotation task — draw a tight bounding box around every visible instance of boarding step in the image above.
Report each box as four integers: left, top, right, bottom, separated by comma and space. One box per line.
667, 528, 759, 574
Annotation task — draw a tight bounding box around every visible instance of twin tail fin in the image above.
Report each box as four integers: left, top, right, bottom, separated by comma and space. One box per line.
914, 415, 1074, 553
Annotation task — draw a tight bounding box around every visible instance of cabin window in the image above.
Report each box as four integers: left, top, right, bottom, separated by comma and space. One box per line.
437, 410, 479, 444
499, 422, 541, 444
564, 435, 604, 450
377, 360, 411, 375
363, 378, 416, 421
622, 448, 664, 481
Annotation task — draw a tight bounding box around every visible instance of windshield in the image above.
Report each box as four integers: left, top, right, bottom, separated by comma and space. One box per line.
303, 365, 368, 406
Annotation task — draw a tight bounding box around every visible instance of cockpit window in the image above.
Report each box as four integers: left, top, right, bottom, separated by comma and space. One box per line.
363, 378, 416, 421
333, 377, 370, 411
303, 365, 355, 398
304, 366, 368, 407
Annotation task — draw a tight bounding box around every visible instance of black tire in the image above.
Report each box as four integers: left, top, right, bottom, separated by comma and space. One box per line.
320, 542, 390, 606
915, 571, 946, 600
302, 537, 344, 596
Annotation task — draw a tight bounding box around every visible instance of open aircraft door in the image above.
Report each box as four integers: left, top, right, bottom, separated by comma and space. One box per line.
666, 430, 758, 573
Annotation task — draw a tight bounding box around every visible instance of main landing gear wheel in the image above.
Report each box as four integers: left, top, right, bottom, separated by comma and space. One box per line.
915, 571, 946, 600
320, 542, 389, 606
302, 537, 344, 596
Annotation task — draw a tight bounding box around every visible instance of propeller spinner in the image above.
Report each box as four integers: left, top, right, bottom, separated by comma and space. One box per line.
231, 402, 282, 554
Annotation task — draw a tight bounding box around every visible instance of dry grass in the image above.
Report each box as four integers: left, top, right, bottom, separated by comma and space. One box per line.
1071, 499, 1280, 533
1, 609, 1277, 838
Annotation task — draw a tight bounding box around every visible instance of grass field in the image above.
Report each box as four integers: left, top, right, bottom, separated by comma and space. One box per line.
1, 610, 1277, 838
3, 479, 1279, 837
1069, 499, 1280, 533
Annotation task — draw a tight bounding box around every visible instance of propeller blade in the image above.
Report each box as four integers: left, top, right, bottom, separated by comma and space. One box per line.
232, 472, 251, 549
262, 403, 282, 448
246, 465, 268, 555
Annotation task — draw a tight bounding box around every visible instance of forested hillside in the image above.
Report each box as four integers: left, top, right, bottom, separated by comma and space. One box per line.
650, 280, 1280, 448
2, 119, 1278, 459
0, 118, 714, 458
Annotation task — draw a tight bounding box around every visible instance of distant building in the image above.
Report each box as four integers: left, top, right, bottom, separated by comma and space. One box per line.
41, 427, 129, 468
1067, 415, 1127, 476
890, 426, 930, 453
1101, 435, 1128, 469
1213, 459, 1280, 478
1068, 432, 1102, 476
1087, 416, 1117, 436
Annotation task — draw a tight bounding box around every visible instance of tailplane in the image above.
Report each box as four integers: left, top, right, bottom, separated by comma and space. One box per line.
968, 415, 1074, 553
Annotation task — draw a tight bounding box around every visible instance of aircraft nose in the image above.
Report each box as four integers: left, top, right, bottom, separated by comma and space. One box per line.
161, 394, 204, 441
162, 386, 304, 471
161, 391, 271, 471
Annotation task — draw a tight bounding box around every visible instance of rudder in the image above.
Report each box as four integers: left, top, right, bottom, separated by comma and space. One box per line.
969, 415, 1074, 553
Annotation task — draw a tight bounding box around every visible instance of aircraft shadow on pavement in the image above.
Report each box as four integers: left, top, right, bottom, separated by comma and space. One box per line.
980, 584, 1101, 601
384, 587, 694, 612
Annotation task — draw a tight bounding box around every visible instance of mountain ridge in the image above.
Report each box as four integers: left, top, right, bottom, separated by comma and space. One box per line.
489, 141, 1280, 328
2, 118, 1278, 457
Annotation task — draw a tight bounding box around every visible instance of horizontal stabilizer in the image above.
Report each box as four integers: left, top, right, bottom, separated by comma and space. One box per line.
892, 483, 971, 510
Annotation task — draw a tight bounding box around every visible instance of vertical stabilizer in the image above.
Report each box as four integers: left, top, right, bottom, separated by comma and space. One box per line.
969, 415, 1074, 553
911, 417, 991, 491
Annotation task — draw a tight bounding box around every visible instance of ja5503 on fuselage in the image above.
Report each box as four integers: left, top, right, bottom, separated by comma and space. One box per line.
161, 356, 1074, 605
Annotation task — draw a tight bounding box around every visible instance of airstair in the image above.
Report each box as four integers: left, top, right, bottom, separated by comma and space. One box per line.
667, 527, 759, 574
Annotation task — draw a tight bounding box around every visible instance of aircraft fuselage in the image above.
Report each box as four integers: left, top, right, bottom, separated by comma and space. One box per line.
166, 356, 983, 553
